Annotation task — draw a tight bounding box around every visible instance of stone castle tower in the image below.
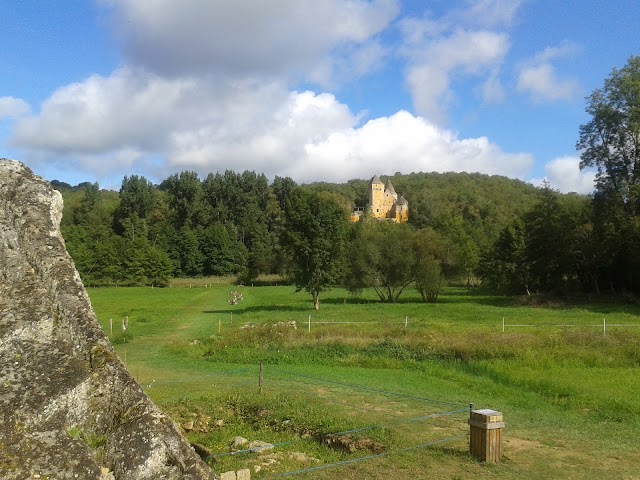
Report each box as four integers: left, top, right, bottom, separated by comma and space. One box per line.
351, 175, 408, 223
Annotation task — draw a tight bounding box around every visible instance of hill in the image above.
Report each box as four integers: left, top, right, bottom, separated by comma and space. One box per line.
54, 169, 582, 287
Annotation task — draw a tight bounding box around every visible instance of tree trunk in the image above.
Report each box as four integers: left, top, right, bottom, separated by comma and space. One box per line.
312, 292, 320, 310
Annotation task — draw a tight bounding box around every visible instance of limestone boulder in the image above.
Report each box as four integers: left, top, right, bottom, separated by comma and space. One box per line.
0, 159, 216, 479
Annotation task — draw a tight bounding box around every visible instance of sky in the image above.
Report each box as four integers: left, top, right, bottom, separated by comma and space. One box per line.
1, 1, 639, 193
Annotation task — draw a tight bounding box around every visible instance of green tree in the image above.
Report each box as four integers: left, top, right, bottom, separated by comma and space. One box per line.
113, 175, 157, 235
283, 189, 349, 310
200, 224, 246, 276
161, 171, 206, 230
479, 219, 530, 294
412, 227, 446, 302
72, 182, 100, 225
523, 182, 576, 293
577, 56, 640, 293
346, 221, 416, 303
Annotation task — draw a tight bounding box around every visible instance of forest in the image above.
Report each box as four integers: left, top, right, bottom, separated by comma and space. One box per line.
56, 56, 640, 303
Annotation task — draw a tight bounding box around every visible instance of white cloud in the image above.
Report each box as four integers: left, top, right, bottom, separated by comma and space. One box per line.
477, 70, 506, 104
399, 0, 523, 40
541, 156, 595, 194
102, 0, 399, 81
404, 29, 509, 122
10, 65, 532, 184
301, 110, 533, 182
307, 39, 391, 89
397, 0, 524, 123
0, 97, 30, 119
517, 41, 581, 102
458, 0, 524, 28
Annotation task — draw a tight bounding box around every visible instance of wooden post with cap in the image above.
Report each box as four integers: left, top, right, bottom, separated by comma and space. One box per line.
469, 408, 504, 462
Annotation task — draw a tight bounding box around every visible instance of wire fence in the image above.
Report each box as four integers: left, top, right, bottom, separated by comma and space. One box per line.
143, 364, 473, 478
253, 315, 640, 337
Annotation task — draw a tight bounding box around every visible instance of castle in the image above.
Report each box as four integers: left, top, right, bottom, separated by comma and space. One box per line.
351, 175, 409, 223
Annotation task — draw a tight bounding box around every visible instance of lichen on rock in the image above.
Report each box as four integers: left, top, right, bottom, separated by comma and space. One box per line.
0, 159, 216, 479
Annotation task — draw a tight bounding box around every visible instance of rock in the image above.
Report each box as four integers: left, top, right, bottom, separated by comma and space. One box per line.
182, 421, 195, 432
214, 419, 224, 428
261, 457, 278, 467
248, 440, 274, 453
0, 160, 215, 479
236, 468, 251, 480
230, 436, 248, 449
220, 472, 236, 480
287, 451, 318, 463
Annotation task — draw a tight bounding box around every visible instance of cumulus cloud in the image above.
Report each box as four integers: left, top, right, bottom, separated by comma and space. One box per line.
0, 97, 30, 119
10, 64, 532, 184
541, 156, 595, 194
102, 0, 399, 81
11, 68, 293, 156
517, 41, 581, 102
300, 110, 532, 182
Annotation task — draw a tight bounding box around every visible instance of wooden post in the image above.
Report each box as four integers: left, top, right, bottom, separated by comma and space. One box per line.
469, 409, 504, 462
502, 317, 505, 333
603, 318, 606, 337
109, 318, 113, 336
259, 362, 263, 394
308, 315, 311, 333
404, 316, 408, 330
218, 318, 222, 335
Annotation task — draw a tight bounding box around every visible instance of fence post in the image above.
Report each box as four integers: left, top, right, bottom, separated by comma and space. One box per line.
603, 318, 606, 337
469, 408, 504, 462
405, 316, 408, 330
308, 315, 311, 333
502, 317, 505, 333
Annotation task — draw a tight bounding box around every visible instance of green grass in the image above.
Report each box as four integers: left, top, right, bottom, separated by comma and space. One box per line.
88, 285, 640, 479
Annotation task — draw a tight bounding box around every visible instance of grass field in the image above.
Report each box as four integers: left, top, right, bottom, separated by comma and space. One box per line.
88, 285, 640, 479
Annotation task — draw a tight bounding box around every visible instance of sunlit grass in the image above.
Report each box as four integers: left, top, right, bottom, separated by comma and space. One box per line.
88, 284, 640, 479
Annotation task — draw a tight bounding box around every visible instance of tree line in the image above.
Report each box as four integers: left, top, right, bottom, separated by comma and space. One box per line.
59, 167, 542, 300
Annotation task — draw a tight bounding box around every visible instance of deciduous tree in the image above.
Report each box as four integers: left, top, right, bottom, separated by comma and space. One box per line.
283, 189, 348, 310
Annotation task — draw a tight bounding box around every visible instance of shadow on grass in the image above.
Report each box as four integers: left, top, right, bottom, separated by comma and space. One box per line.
204, 304, 309, 315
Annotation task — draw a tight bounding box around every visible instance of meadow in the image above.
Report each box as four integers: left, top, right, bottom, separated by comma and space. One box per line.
88, 283, 640, 479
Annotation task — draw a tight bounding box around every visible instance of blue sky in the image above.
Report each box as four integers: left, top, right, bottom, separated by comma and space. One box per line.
1, 0, 639, 192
